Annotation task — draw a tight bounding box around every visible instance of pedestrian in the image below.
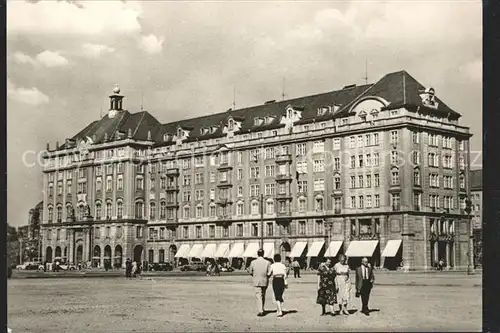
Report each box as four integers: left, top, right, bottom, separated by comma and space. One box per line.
206, 262, 212, 276
213, 262, 220, 276
438, 258, 444, 271
125, 258, 132, 278
334, 254, 351, 315
292, 259, 301, 278
316, 257, 336, 316
355, 257, 375, 316
248, 248, 272, 317
132, 260, 138, 277
136, 262, 142, 279
268, 253, 288, 317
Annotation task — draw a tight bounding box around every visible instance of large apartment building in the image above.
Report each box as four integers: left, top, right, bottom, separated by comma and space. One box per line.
40, 70, 473, 271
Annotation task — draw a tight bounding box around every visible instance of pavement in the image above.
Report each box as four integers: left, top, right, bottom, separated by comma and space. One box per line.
8, 273, 481, 332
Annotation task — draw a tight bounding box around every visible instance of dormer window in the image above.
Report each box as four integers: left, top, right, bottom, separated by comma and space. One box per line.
163, 134, 170, 142
210, 126, 218, 134
254, 117, 263, 126
200, 127, 209, 135
266, 116, 274, 124
317, 107, 329, 116
177, 128, 183, 137
228, 119, 234, 130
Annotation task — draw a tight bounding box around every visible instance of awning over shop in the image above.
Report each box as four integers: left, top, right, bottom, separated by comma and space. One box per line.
263, 243, 275, 258
345, 240, 379, 257
306, 241, 325, 257
201, 244, 217, 258
188, 244, 204, 258
243, 242, 260, 257
325, 241, 343, 257
289, 241, 308, 258
381, 240, 402, 257
227, 243, 245, 257
214, 243, 230, 258
174, 244, 191, 258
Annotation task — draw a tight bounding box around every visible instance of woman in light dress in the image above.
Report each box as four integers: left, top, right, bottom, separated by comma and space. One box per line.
334, 254, 351, 315
268, 253, 288, 317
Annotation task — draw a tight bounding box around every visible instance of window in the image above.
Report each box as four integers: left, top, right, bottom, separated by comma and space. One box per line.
414, 170, 421, 186
96, 178, 102, 192
334, 157, 340, 170
210, 205, 216, 217
357, 135, 363, 148
210, 189, 215, 200
313, 140, 324, 153
222, 226, 229, 237
107, 202, 113, 218
374, 174, 380, 187
316, 220, 323, 235
373, 153, 379, 166
391, 171, 399, 186
238, 186, 243, 197
56, 206, 62, 221
219, 171, 228, 182
264, 165, 274, 177
66, 170, 73, 179
94, 227, 100, 239
350, 156, 356, 169
77, 182, 87, 194
266, 201, 275, 214
373, 133, 379, 145
366, 195, 372, 208
250, 167, 260, 178
135, 177, 144, 190
315, 197, 324, 211
106, 177, 113, 192
95, 203, 101, 220
391, 151, 399, 165
351, 196, 356, 209
66, 180, 72, 194
237, 203, 244, 216
414, 193, 422, 210
412, 151, 420, 165
366, 174, 371, 187
250, 184, 260, 197
358, 175, 364, 188
350, 176, 356, 189
296, 160, 307, 174
183, 175, 191, 186
251, 201, 260, 215
251, 223, 258, 237
333, 138, 341, 150
314, 178, 324, 191
160, 201, 166, 219
265, 183, 276, 195
413, 131, 420, 144
313, 159, 324, 172
237, 151, 243, 164
183, 226, 189, 239
209, 172, 216, 183
390, 131, 398, 144
117, 163, 124, 173
358, 196, 364, 209
237, 168, 243, 180
265, 147, 275, 159
349, 136, 356, 149
334, 197, 341, 213
136, 226, 143, 238
365, 154, 371, 167
334, 176, 341, 189
358, 155, 364, 168
375, 194, 380, 208
196, 226, 202, 238
267, 222, 274, 236
167, 208, 174, 219
150, 202, 156, 219
298, 221, 306, 235
298, 198, 306, 212
135, 202, 143, 218
391, 193, 401, 211
183, 206, 190, 219
196, 206, 203, 218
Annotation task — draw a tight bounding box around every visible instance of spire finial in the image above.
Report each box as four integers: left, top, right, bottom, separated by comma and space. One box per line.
113, 84, 120, 94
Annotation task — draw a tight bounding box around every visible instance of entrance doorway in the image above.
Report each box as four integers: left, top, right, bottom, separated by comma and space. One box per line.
438, 241, 447, 266
76, 245, 83, 263
133, 245, 144, 263
45, 246, 53, 262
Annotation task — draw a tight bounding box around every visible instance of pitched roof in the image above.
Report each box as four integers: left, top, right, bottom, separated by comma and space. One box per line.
57, 70, 462, 150
470, 169, 482, 191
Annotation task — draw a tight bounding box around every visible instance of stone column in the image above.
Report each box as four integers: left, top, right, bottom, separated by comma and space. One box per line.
68, 229, 74, 263
371, 218, 376, 236
445, 242, 450, 269
355, 219, 359, 236
434, 241, 438, 265
83, 229, 89, 262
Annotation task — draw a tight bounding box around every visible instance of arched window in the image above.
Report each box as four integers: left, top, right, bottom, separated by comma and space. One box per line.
56, 206, 62, 222
48, 206, 54, 222
116, 201, 123, 219
106, 202, 112, 219
135, 201, 143, 219
315, 196, 324, 211
414, 169, 421, 186
150, 202, 156, 220
95, 202, 102, 220
160, 201, 166, 219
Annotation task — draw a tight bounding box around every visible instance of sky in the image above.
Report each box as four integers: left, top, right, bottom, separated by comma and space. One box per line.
7, 0, 482, 227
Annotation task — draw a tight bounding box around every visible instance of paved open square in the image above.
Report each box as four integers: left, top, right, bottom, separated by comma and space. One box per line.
8, 272, 481, 332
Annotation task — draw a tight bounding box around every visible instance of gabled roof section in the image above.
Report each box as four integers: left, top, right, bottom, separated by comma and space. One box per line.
336, 70, 461, 119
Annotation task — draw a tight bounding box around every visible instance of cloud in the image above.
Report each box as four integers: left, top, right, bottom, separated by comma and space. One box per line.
12, 50, 68, 67
82, 43, 115, 58
7, 0, 142, 35
139, 34, 164, 54
7, 79, 50, 106
35, 51, 68, 67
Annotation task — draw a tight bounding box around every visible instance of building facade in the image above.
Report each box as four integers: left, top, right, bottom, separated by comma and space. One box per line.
470, 169, 482, 267
39, 70, 473, 271
18, 201, 43, 263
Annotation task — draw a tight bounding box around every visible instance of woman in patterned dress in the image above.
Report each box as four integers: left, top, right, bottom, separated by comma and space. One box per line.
334, 254, 351, 315
316, 257, 336, 316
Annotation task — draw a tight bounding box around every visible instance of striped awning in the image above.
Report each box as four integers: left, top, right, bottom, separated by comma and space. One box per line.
345, 240, 379, 257
289, 241, 307, 258
201, 244, 217, 258
263, 242, 275, 258
214, 243, 230, 258
242, 243, 260, 257
381, 240, 402, 257
174, 244, 191, 258
188, 244, 204, 258
325, 241, 343, 257
227, 243, 245, 257
306, 241, 325, 257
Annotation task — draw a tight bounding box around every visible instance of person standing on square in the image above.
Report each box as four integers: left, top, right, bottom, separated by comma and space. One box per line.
248, 248, 272, 317
292, 259, 301, 278
355, 257, 375, 315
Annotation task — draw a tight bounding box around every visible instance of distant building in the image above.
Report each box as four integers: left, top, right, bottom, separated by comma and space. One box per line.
18, 201, 43, 263
39, 70, 473, 271
470, 169, 482, 267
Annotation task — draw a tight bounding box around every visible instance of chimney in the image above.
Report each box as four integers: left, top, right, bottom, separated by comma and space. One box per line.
46, 142, 50, 151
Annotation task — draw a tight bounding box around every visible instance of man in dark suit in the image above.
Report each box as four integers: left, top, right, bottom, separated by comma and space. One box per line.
355, 257, 375, 315
248, 248, 272, 316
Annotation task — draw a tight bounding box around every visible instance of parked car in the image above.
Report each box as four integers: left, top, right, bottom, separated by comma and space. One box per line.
149, 263, 173, 272
59, 263, 77, 271
16, 262, 40, 270
180, 262, 207, 272
220, 266, 234, 272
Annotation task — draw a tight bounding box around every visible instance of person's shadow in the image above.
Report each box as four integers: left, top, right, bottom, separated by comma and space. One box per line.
263, 310, 298, 317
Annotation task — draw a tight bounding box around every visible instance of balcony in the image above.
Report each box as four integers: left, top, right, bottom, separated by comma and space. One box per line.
276, 193, 293, 200
217, 180, 233, 188
350, 233, 380, 241
166, 185, 179, 192
275, 154, 292, 163
428, 232, 455, 243
166, 202, 179, 208
217, 162, 233, 171
276, 174, 292, 181
332, 189, 343, 196
166, 168, 180, 176
217, 198, 233, 206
